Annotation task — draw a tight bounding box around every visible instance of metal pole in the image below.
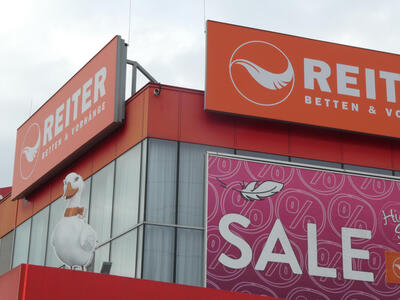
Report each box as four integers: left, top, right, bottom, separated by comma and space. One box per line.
131, 62, 137, 95
127, 60, 158, 95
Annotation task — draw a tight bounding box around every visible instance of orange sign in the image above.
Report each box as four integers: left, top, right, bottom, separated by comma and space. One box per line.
205, 21, 400, 138
12, 36, 127, 200
385, 250, 400, 284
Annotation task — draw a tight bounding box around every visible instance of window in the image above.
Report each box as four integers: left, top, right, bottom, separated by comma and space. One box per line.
28, 207, 49, 265
0, 230, 14, 275
110, 230, 137, 277
12, 219, 31, 268
90, 162, 115, 244
93, 243, 110, 273
146, 139, 178, 224
112, 143, 141, 236
46, 197, 65, 267
142, 225, 175, 282
178, 143, 234, 227
81, 177, 92, 218
175, 228, 203, 286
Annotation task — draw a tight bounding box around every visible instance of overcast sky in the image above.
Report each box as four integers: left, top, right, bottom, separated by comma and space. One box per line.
1, 0, 400, 188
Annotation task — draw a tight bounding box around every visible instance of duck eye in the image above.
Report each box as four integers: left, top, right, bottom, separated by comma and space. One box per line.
74, 177, 79, 182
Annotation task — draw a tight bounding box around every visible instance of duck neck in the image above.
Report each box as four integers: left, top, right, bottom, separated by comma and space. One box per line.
64, 193, 84, 217
66, 192, 82, 209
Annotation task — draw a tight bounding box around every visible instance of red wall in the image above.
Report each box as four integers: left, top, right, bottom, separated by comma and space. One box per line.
0, 265, 281, 300
3, 83, 400, 236
0, 265, 23, 300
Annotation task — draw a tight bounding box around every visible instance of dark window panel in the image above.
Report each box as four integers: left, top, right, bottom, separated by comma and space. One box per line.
142, 225, 175, 283
145, 139, 178, 224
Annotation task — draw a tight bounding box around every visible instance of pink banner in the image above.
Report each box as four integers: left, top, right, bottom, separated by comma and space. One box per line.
207, 154, 400, 299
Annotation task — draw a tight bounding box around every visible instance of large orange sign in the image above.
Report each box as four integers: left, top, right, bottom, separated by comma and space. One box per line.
205, 21, 400, 138
12, 36, 127, 200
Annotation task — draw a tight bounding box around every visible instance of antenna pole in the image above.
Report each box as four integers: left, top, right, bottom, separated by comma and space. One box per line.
203, 0, 206, 34
128, 0, 132, 45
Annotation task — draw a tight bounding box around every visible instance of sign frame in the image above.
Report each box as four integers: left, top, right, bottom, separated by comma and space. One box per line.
12, 35, 127, 200
205, 20, 400, 140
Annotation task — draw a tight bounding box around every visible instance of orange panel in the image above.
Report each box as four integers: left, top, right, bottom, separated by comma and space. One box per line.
69, 151, 95, 181
49, 173, 66, 204
235, 117, 289, 155
28, 184, 51, 219
147, 86, 180, 141
342, 134, 393, 169
116, 90, 148, 157
180, 91, 236, 148
16, 198, 34, 226
0, 198, 18, 238
91, 133, 117, 175
289, 125, 342, 162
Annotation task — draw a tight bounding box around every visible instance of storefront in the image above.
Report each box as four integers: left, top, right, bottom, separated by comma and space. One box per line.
1, 21, 400, 299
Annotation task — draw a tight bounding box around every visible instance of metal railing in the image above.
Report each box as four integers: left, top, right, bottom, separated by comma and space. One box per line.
127, 60, 158, 95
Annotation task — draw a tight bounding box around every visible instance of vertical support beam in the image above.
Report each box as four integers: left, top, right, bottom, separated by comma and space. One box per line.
131, 62, 137, 95
127, 60, 158, 97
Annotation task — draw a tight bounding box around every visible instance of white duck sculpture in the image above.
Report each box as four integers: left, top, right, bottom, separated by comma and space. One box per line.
52, 172, 97, 270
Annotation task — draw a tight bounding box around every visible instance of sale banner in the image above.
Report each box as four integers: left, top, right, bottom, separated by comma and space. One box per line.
206, 153, 400, 299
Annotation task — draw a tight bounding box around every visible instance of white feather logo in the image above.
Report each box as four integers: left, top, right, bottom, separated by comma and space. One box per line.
22, 130, 41, 162
231, 59, 294, 90
229, 40, 295, 106
236, 180, 284, 201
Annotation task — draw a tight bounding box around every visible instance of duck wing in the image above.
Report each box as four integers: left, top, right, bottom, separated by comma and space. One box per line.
79, 224, 97, 252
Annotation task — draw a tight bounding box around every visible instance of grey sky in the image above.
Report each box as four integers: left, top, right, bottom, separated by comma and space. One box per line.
1, 0, 400, 188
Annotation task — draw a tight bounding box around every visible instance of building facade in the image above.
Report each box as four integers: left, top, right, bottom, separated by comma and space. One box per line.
2, 21, 400, 299
1, 83, 400, 289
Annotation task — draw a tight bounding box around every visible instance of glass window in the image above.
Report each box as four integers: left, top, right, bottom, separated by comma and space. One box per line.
46, 197, 65, 267
110, 230, 137, 277
291, 157, 342, 169
343, 164, 393, 176
112, 143, 141, 236
139, 140, 147, 223
28, 206, 49, 265
178, 143, 234, 227
142, 225, 175, 283
175, 228, 203, 286
236, 150, 289, 161
0, 230, 14, 275
89, 162, 115, 244
12, 219, 31, 268
93, 243, 110, 273
81, 177, 91, 220
146, 139, 178, 224
135, 225, 144, 278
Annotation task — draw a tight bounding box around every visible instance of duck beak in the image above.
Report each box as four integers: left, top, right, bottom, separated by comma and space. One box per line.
64, 182, 78, 199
